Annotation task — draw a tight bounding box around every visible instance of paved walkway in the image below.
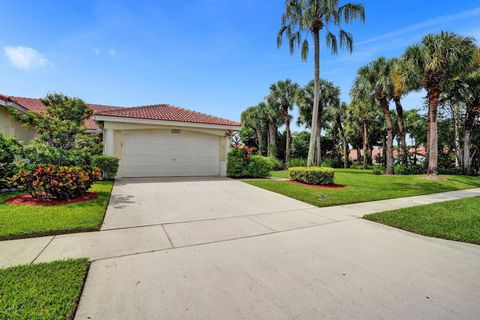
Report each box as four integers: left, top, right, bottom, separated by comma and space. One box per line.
1, 185, 479, 268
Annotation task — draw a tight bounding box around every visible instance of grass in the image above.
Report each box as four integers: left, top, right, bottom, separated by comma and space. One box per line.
365, 197, 480, 245
0, 181, 113, 240
0, 259, 89, 320
244, 169, 480, 208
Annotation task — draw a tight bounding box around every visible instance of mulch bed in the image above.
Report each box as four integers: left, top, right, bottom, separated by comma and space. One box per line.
6, 192, 98, 206
284, 179, 346, 189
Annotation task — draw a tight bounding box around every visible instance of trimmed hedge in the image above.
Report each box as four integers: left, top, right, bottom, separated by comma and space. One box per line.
244, 156, 273, 178
288, 167, 335, 185
92, 155, 119, 179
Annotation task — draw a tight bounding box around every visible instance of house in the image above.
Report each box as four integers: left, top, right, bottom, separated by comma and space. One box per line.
1, 94, 241, 178
94, 105, 241, 178
0, 94, 122, 140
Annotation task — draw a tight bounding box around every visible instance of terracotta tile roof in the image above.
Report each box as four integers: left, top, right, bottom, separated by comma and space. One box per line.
6, 96, 123, 131
96, 104, 241, 127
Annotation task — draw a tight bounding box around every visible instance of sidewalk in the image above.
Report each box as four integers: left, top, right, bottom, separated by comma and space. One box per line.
1, 188, 480, 268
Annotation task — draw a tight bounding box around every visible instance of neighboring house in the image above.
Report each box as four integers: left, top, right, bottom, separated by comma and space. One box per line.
0, 94, 122, 141
94, 105, 241, 178
349, 147, 427, 164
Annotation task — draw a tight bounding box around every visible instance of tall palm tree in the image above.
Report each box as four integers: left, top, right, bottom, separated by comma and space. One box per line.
278, 0, 365, 166
445, 46, 480, 172
352, 58, 395, 174
264, 101, 282, 159
391, 58, 410, 165
401, 32, 477, 176
267, 80, 299, 163
241, 104, 268, 155
296, 79, 340, 164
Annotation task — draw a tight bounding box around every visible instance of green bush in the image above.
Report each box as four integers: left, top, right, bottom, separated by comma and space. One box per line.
321, 158, 343, 168
288, 167, 335, 185
243, 156, 273, 178
268, 157, 285, 170
0, 133, 22, 188
227, 149, 273, 178
12, 165, 102, 200
287, 158, 307, 168
373, 165, 385, 175
92, 155, 120, 179
227, 148, 247, 178
394, 164, 424, 175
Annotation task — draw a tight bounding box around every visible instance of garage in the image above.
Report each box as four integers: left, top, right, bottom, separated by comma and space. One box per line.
121, 130, 220, 177
93, 104, 241, 178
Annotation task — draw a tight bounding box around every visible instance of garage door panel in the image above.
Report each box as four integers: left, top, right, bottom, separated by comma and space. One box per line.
120, 131, 220, 177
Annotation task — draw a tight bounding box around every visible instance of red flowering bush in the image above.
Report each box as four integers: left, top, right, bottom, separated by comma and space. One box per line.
12, 165, 101, 200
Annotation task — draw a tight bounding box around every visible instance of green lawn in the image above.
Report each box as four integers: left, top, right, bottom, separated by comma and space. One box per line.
244, 169, 480, 207
0, 181, 113, 240
365, 197, 480, 245
0, 259, 88, 320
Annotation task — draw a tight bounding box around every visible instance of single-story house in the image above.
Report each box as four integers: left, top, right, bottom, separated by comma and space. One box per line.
94, 105, 241, 178
0, 93, 241, 178
0, 94, 122, 140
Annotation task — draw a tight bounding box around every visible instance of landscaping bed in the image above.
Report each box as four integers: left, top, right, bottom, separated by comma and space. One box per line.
244, 169, 480, 207
364, 197, 480, 245
0, 181, 113, 240
0, 259, 88, 320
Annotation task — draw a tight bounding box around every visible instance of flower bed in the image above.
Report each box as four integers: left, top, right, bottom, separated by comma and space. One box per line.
6, 192, 98, 206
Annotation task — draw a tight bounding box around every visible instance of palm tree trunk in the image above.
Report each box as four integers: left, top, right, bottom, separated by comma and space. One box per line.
285, 115, 291, 163
394, 97, 408, 165
362, 120, 369, 169
380, 98, 394, 175
427, 90, 440, 176
463, 103, 479, 173
315, 112, 322, 166
332, 119, 338, 161
343, 139, 349, 168
307, 28, 320, 167
425, 103, 431, 173
255, 127, 264, 156
267, 122, 277, 159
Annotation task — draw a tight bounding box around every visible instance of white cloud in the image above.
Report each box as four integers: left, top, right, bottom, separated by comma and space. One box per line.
3, 46, 51, 70
92, 47, 101, 56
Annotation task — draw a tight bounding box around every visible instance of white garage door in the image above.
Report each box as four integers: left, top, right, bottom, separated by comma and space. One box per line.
121, 130, 220, 177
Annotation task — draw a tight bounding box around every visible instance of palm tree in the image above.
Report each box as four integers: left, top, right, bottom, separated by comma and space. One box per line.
445, 46, 480, 172
264, 101, 282, 159
278, 0, 365, 166
296, 79, 340, 164
391, 58, 410, 165
267, 80, 299, 163
241, 104, 268, 155
351, 61, 395, 172
401, 32, 477, 176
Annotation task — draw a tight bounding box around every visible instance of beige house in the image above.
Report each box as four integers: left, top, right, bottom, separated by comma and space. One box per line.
94, 105, 241, 178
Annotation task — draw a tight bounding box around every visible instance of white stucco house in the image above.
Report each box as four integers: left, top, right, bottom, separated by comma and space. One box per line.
94, 104, 241, 178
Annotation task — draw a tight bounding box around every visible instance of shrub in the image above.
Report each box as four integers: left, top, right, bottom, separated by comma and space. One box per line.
0, 133, 22, 188
268, 157, 285, 170
321, 158, 343, 168
227, 148, 247, 178
227, 148, 273, 178
373, 165, 385, 175
243, 156, 273, 178
12, 165, 101, 200
287, 158, 307, 168
394, 164, 424, 175
288, 167, 335, 185
92, 155, 119, 179
438, 167, 465, 176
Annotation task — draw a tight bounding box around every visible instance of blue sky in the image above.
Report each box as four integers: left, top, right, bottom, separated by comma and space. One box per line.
1, 0, 480, 129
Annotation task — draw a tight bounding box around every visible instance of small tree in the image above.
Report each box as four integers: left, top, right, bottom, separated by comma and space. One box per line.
12, 93, 102, 165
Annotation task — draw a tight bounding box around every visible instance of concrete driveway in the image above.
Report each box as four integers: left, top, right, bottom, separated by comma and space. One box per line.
71, 178, 480, 319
